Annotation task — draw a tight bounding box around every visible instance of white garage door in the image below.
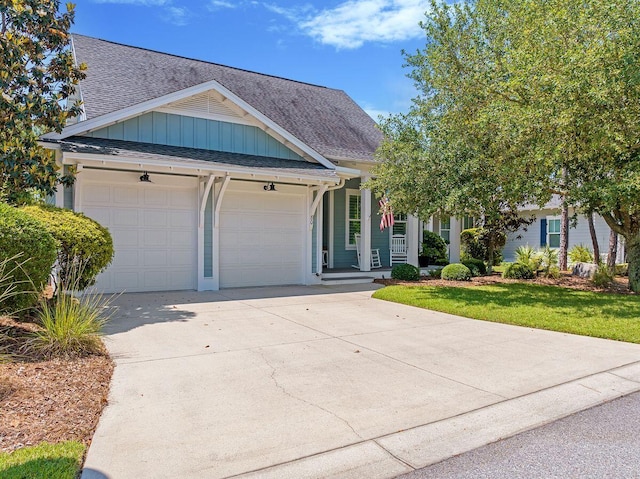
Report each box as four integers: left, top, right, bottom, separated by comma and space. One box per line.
219, 182, 306, 288
80, 170, 198, 293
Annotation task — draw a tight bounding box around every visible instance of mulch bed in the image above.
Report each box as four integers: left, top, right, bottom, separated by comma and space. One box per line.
0, 317, 113, 452
375, 271, 633, 295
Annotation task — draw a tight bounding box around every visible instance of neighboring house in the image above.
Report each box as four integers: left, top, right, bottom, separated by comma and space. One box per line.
501, 199, 626, 264
42, 34, 414, 292
425, 199, 626, 265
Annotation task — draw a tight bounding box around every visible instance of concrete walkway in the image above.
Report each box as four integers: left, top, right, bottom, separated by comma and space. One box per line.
82, 284, 640, 479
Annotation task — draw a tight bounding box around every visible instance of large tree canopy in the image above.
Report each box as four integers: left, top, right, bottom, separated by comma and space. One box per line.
367, 0, 640, 289
1, 0, 85, 204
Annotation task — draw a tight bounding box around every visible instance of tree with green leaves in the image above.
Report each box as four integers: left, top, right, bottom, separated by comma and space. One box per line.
368, 0, 640, 290
1, 0, 85, 204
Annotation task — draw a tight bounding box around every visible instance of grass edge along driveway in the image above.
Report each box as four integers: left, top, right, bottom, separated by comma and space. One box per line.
373, 283, 640, 344
0, 441, 85, 479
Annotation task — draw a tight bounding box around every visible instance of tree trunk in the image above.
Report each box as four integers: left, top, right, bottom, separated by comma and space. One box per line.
607, 229, 618, 271
628, 236, 640, 292
587, 212, 600, 265
487, 241, 494, 274
559, 200, 569, 270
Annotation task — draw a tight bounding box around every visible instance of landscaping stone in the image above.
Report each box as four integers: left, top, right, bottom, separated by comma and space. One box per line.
572, 262, 598, 279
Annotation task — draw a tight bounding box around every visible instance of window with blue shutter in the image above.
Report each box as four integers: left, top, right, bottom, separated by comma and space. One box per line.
540, 218, 547, 246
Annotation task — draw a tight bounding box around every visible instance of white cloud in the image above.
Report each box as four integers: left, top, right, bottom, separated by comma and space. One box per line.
93, 0, 191, 25
364, 107, 390, 121
208, 0, 236, 10
266, 0, 429, 49
164, 6, 190, 25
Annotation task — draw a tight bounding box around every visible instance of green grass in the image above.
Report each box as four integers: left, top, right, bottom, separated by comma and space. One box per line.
0, 441, 85, 479
373, 283, 640, 343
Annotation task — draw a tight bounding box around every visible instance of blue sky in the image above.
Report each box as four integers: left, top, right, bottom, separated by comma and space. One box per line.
72, 0, 432, 120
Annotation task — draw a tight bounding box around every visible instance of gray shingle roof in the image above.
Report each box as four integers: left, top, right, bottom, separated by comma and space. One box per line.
45, 136, 339, 180
71, 34, 382, 162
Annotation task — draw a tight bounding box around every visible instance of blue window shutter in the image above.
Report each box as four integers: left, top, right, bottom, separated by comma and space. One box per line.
540, 218, 547, 246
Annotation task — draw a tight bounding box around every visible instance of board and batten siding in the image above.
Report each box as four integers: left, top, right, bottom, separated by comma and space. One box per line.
502, 209, 612, 262
331, 179, 392, 269
84, 111, 304, 161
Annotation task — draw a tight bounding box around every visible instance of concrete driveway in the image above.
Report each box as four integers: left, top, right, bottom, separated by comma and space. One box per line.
82, 284, 640, 479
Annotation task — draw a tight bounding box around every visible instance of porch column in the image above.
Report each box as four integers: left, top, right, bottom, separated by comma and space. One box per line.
407, 214, 420, 266
449, 217, 462, 263
360, 187, 372, 272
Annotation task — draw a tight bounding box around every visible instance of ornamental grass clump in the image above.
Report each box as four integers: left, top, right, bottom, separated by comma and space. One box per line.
27, 264, 114, 359
441, 263, 472, 281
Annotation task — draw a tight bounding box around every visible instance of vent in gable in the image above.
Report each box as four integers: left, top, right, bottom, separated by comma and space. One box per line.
162, 91, 246, 122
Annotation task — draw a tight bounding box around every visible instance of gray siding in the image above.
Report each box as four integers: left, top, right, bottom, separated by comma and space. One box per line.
86, 112, 304, 161
503, 209, 611, 262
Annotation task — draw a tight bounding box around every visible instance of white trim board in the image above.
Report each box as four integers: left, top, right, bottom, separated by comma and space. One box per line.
45, 79, 337, 170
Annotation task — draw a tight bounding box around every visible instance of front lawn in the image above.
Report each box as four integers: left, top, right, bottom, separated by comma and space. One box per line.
0, 441, 84, 479
373, 283, 640, 343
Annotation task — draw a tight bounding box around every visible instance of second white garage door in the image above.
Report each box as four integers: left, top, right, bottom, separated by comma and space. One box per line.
219, 182, 306, 288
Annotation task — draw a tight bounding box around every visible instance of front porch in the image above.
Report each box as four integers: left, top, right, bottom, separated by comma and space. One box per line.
313, 177, 462, 279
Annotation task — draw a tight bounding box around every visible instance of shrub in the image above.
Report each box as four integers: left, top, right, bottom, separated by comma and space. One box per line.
21, 205, 114, 290
26, 266, 113, 359
540, 246, 559, 276
428, 268, 443, 279
462, 258, 487, 276
0, 203, 58, 313
615, 263, 629, 276
514, 245, 542, 271
592, 267, 615, 288
421, 231, 448, 265
391, 264, 421, 281
441, 263, 472, 281
502, 262, 535, 280
434, 258, 450, 266
460, 227, 505, 265
568, 244, 594, 264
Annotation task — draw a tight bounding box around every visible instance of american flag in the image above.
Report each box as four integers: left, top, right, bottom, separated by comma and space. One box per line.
379, 197, 395, 231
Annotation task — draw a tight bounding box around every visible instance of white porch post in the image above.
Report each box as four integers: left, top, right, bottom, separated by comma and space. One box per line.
407, 214, 420, 266
449, 217, 462, 263
360, 187, 372, 272
316, 199, 324, 274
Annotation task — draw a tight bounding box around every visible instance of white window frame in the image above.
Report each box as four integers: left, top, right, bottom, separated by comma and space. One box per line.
547, 215, 561, 248
345, 189, 361, 250
390, 213, 407, 238
462, 216, 477, 230
439, 216, 451, 244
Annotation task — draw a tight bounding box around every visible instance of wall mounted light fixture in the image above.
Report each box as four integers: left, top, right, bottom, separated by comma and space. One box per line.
139, 171, 152, 183
263, 182, 276, 191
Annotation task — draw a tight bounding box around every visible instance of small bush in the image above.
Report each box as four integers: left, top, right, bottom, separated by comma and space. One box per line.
22, 205, 114, 290
428, 268, 443, 279
568, 244, 594, 264
0, 203, 58, 313
502, 262, 535, 280
540, 246, 559, 276
460, 227, 505, 265
421, 231, 448, 265
26, 266, 113, 359
391, 264, 421, 281
615, 263, 629, 276
592, 267, 615, 288
462, 258, 487, 276
434, 258, 450, 266
514, 245, 542, 271
441, 263, 472, 281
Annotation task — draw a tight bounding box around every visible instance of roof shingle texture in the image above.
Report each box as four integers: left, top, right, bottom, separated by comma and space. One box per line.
72, 34, 382, 162
46, 136, 338, 180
